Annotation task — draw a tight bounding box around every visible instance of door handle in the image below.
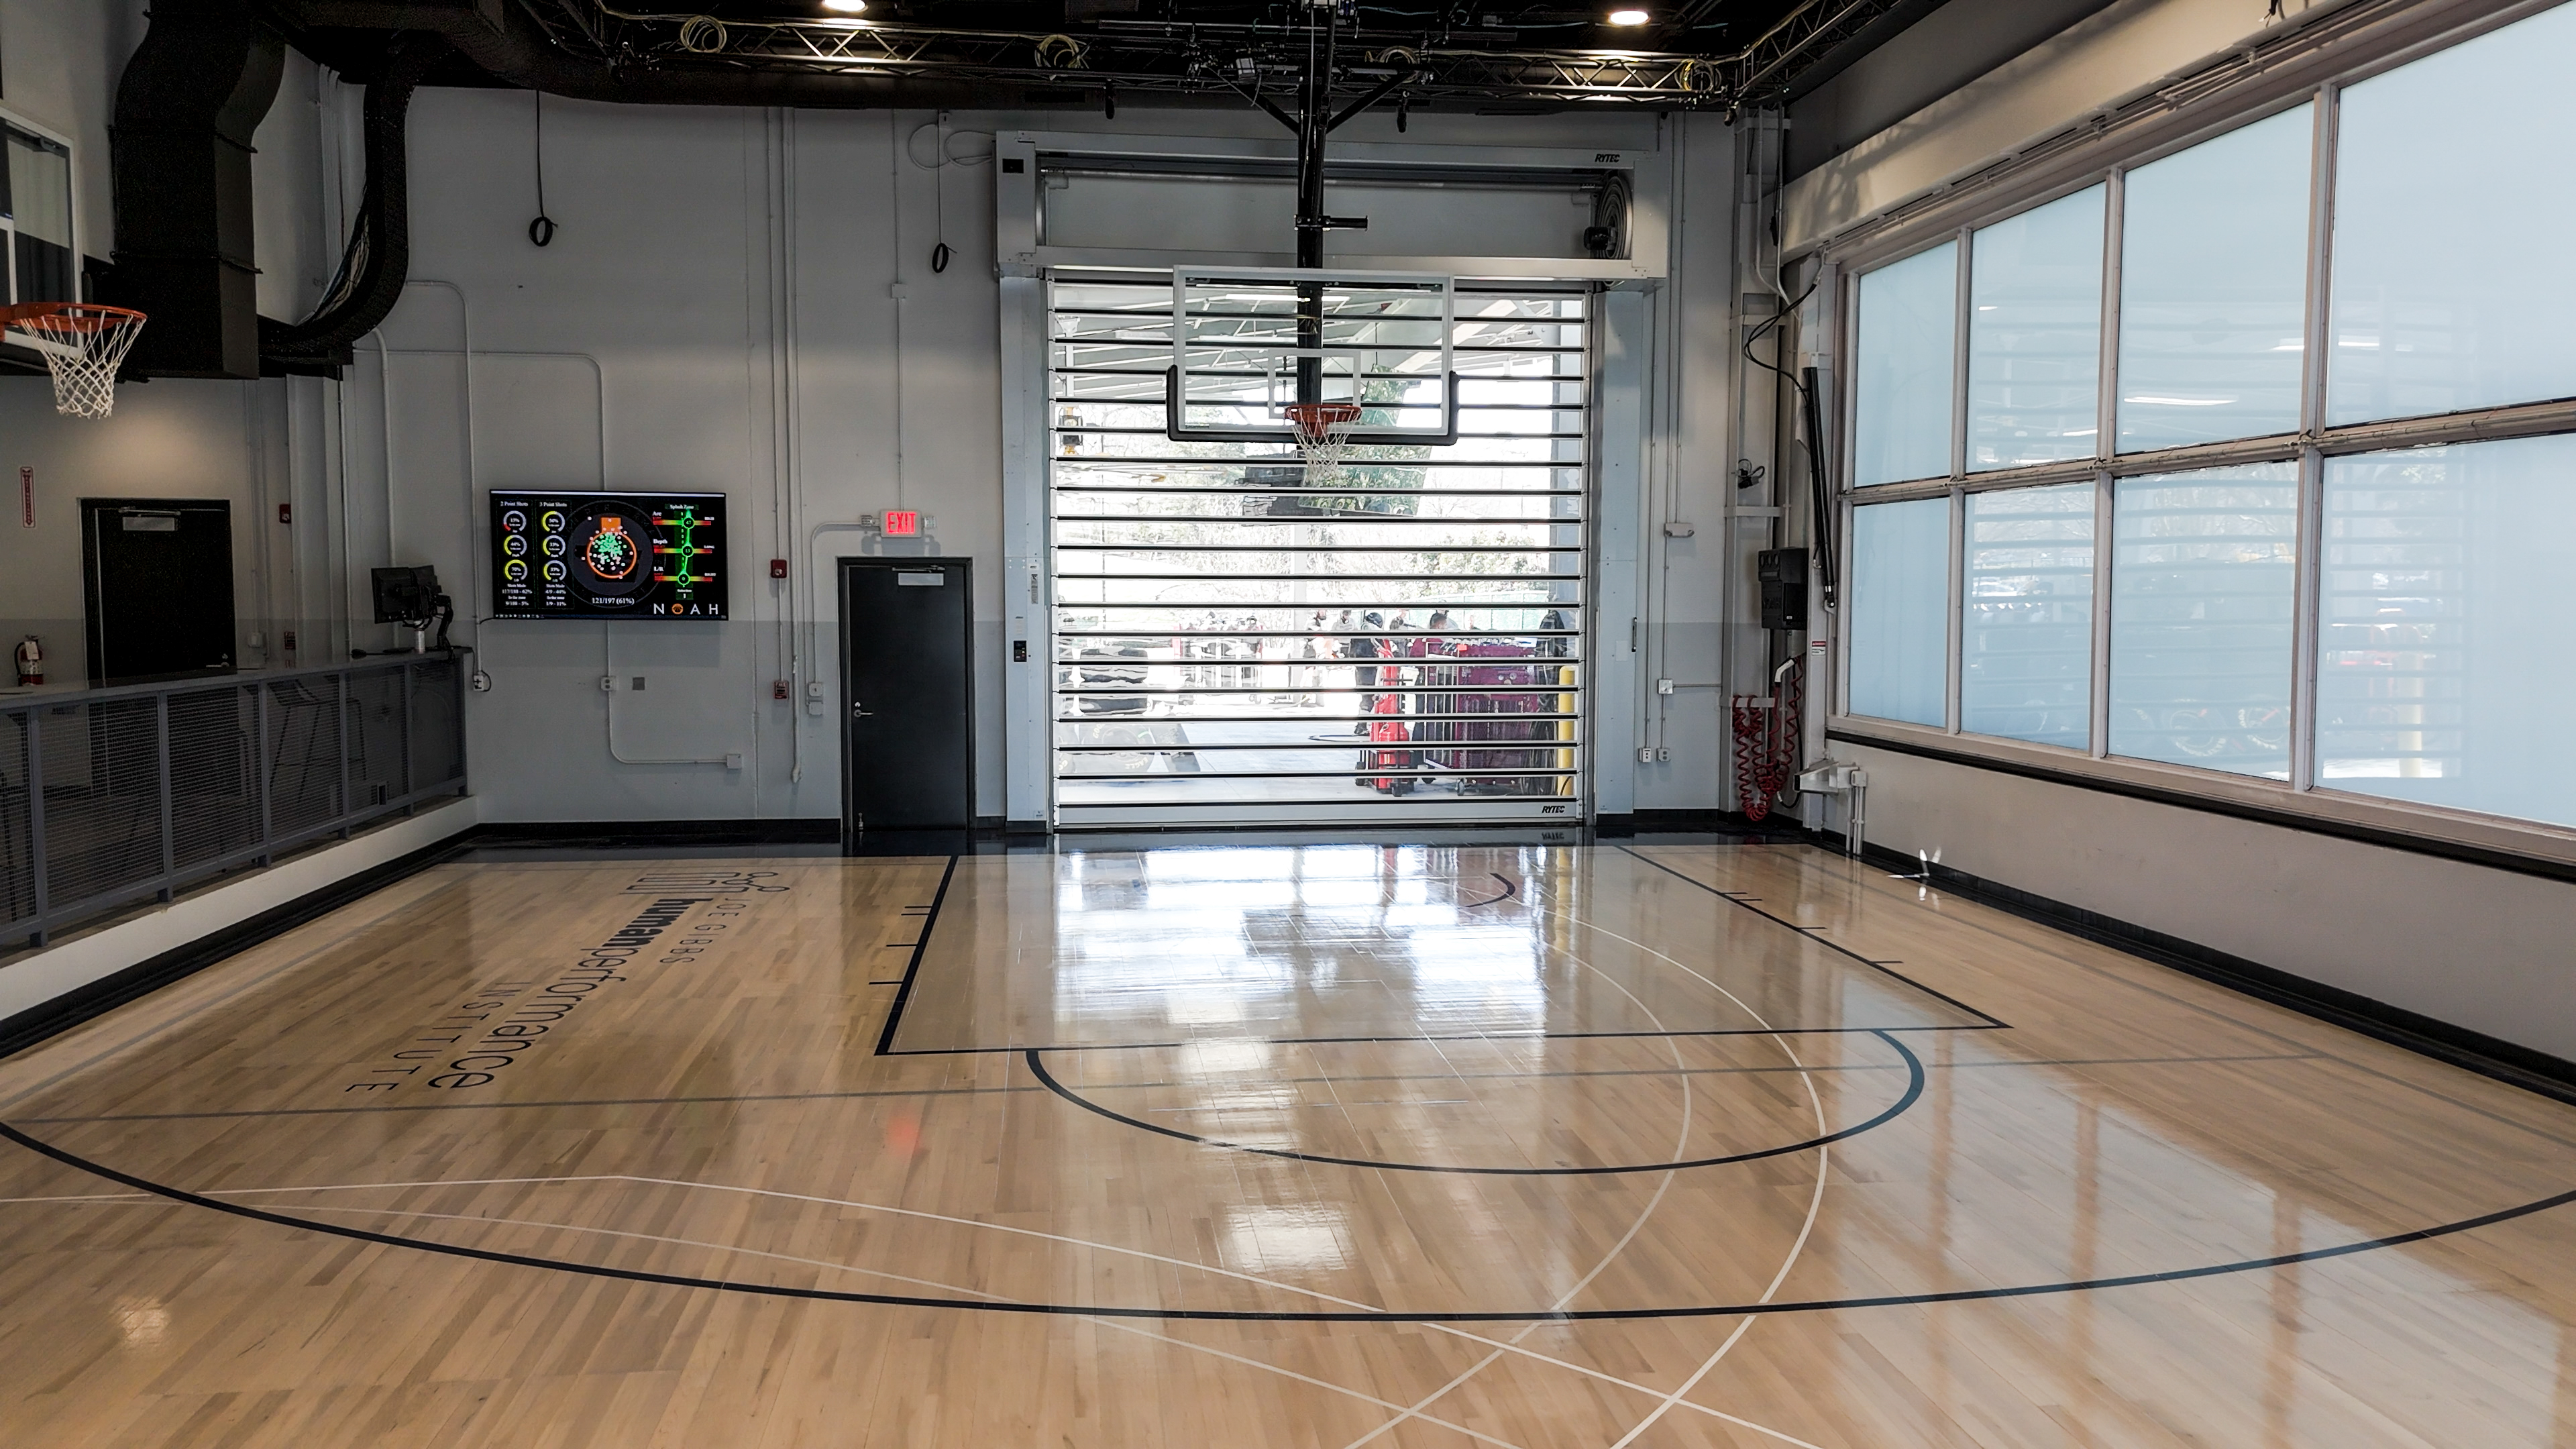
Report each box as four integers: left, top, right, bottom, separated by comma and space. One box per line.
852, 704, 873, 717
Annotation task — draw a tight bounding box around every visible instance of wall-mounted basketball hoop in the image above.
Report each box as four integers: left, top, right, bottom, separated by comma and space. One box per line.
1, 303, 148, 419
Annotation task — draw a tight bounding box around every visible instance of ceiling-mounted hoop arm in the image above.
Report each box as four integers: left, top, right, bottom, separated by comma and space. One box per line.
1162, 366, 1463, 445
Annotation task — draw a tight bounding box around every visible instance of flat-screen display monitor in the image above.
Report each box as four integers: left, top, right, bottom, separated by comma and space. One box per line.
488, 490, 727, 620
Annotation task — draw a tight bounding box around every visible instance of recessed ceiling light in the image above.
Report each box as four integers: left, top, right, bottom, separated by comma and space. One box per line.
822, 0, 868, 12
1606, 8, 1651, 24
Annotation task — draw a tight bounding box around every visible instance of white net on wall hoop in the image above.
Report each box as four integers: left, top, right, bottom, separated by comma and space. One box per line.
2, 303, 148, 419
1283, 400, 1364, 486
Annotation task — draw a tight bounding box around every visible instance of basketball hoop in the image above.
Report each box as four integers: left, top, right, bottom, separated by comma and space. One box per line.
1283, 400, 1364, 485
1, 303, 147, 419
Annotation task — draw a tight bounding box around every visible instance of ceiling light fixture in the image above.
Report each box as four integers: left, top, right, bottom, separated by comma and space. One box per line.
1605, 8, 1651, 24
821, 0, 868, 12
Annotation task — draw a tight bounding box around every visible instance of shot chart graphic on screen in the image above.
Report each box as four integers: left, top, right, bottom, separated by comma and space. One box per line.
490, 490, 728, 619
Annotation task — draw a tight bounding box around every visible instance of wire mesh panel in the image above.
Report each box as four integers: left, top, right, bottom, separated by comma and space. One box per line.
347, 668, 408, 811
411, 657, 465, 788
1, 659, 466, 949
1050, 272, 1591, 826
264, 674, 345, 843
0, 708, 34, 930
39, 697, 164, 916
168, 684, 260, 873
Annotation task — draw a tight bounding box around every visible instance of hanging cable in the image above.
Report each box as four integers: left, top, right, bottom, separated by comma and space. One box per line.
527, 89, 557, 247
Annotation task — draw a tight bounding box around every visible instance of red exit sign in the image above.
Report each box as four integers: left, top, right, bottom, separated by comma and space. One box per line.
882, 510, 920, 537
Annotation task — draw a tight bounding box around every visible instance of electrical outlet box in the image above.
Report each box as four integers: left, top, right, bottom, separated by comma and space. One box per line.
1654, 747, 1671, 762
725, 752, 745, 771
599, 675, 615, 692
1656, 678, 1674, 696
1758, 548, 1809, 632
1638, 745, 1654, 763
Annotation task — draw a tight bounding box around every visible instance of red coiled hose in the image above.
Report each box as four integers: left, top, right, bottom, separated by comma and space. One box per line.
1731, 659, 1803, 822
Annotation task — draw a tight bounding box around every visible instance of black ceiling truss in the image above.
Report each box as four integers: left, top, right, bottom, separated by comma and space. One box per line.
503, 0, 1923, 110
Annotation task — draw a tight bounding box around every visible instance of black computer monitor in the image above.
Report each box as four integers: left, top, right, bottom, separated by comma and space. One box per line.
371, 565, 443, 625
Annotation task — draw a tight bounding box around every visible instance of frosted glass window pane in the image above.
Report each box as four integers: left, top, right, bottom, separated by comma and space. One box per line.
2328, 5, 2576, 423
1968, 186, 2103, 472
2317, 435, 2576, 828
1854, 242, 1957, 486
1962, 482, 2094, 747
2116, 106, 2311, 451
1848, 498, 1949, 726
2108, 464, 2298, 777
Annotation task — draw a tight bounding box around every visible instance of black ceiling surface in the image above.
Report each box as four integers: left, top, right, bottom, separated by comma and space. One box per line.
266, 0, 1947, 111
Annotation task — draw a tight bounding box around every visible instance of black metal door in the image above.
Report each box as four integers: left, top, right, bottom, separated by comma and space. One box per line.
841, 558, 974, 830
80, 500, 237, 684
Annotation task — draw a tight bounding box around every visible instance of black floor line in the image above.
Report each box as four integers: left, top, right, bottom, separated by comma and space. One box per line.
1616, 845, 2011, 1028
4, 1112, 2569, 1324
1024, 1030, 1926, 1176
881, 1022, 1998, 1059
15, 1051, 2334, 1126
7, 846, 2566, 1322
871, 857, 958, 1057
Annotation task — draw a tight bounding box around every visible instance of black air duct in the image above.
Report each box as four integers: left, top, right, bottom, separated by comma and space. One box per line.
107, 0, 286, 379
261, 34, 446, 375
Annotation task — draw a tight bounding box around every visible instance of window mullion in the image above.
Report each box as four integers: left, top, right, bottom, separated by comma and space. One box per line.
2303, 82, 2339, 441
1950, 227, 1972, 482
1945, 485, 1964, 735
2090, 472, 2114, 759
2291, 443, 2324, 794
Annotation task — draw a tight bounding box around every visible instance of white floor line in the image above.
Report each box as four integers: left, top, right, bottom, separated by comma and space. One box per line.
1603, 1146, 1829, 1449
1336, 941, 1695, 1449
276, 1199, 1526, 1449
0, 853, 1847, 1442
1537, 875, 1839, 1449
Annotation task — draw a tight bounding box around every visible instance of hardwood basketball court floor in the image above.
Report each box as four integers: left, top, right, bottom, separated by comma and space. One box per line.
2, 840, 2572, 1446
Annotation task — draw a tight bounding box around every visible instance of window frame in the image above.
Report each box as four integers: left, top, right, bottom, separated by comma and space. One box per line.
1817, 0, 2576, 875
0, 103, 84, 359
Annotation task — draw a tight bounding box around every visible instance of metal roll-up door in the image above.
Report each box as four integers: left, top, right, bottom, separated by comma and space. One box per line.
1046, 271, 1591, 826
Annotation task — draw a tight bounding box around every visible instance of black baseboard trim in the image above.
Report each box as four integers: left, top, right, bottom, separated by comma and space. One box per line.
0, 832, 472, 1063
1595, 808, 1809, 839
472, 818, 842, 847
1823, 832, 2576, 1108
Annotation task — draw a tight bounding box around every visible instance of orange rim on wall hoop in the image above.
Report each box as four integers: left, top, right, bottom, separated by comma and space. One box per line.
1, 302, 148, 419
1282, 400, 1364, 486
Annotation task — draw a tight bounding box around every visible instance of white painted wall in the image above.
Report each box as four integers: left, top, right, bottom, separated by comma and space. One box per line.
3, 0, 1746, 824
0, 9, 334, 682
361, 95, 1743, 824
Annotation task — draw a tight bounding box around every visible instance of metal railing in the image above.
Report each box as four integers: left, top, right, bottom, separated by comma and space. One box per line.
0, 655, 468, 949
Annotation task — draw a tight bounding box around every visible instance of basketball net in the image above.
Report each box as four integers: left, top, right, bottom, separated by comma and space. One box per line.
2, 303, 148, 419
1283, 400, 1363, 486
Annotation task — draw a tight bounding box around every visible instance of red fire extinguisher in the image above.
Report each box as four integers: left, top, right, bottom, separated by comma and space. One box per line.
14, 635, 42, 687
